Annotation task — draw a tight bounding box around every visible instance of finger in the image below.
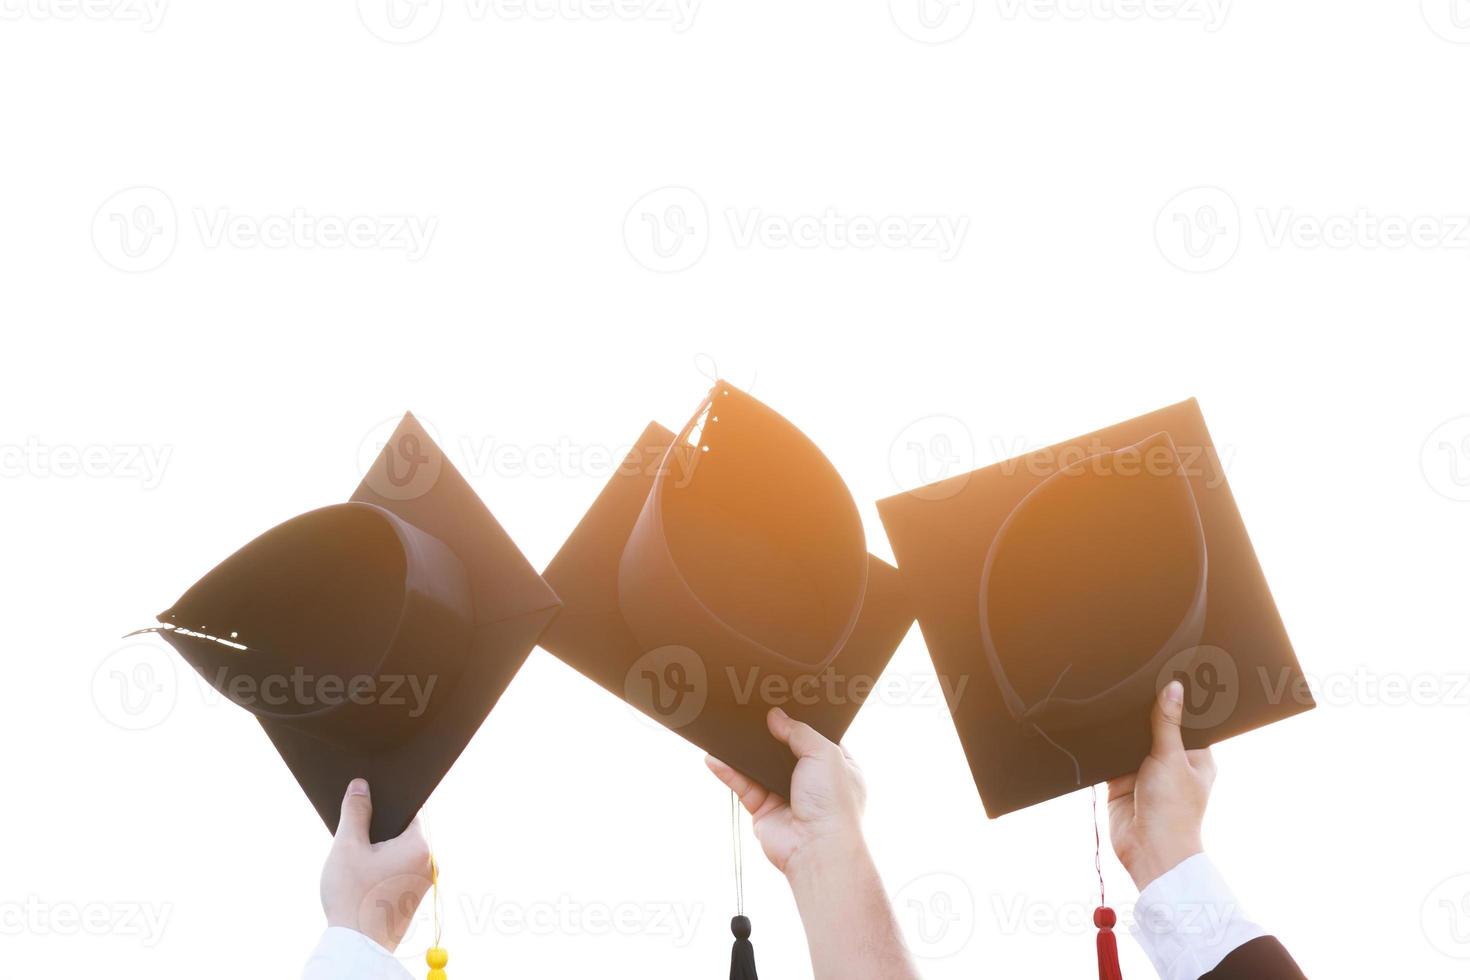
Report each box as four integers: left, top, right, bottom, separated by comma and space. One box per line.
383, 815, 433, 875
767, 707, 835, 762
705, 755, 773, 817
1186, 746, 1217, 779
1106, 773, 1137, 802
1150, 681, 1187, 761
381, 812, 426, 855
334, 777, 373, 847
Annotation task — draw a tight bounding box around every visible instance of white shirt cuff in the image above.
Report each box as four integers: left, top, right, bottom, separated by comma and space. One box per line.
301, 926, 415, 980
1129, 853, 1267, 980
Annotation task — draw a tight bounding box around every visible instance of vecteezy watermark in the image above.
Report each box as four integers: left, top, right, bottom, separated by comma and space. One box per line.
1279, 667, 1470, 710
353, 871, 437, 962
624, 187, 970, 272
893, 872, 977, 959
0, 897, 173, 946
1158, 645, 1240, 730
470, 0, 698, 30
1156, 185, 1470, 273
1132, 896, 1248, 945
94, 639, 442, 728
623, 187, 709, 273
198, 668, 440, 718
458, 435, 690, 483
622, 647, 969, 733
625, 646, 709, 730
987, 433, 1234, 489
373, 883, 703, 966
1422, 0, 1470, 43
358, 0, 699, 43
358, 415, 448, 503
889, 0, 976, 43
1256, 209, 1470, 252
991, 893, 1122, 938
192, 208, 436, 259
888, 415, 978, 500
892, 427, 1234, 499
459, 894, 704, 945
0, 438, 172, 488
0, 0, 167, 30
357, 0, 445, 42
996, 0, 1230, 30
357, 413, 699, 500
92, 186, 437, 272
1421, 416, 1470, 502
724, 667, 968, 716
453, 432, 697, 485
725, 208, 969, 261
891, 0, 1225, 41
92, 186, 178, 273
92, 644, 179, 731
1155, 186, 1241, 274
1162, 659, 1470, 723
1423, 873, 1470, 958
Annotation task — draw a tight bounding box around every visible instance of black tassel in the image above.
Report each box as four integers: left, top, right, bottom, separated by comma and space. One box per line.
729, 915, 758, 980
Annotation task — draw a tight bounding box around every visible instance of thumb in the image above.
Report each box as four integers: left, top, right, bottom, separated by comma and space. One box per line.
1150, 681, 1186, 760
767, 707, 835, 761
335, 778, 373, 846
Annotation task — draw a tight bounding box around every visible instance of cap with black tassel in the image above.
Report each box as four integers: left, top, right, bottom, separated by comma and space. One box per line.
728, 790, 758, 980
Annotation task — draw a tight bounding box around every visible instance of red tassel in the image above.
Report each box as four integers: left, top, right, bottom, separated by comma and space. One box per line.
1094, 906, 1123, 980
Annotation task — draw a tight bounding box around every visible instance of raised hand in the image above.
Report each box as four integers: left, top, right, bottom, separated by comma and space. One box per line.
319, 779, 434, 953
704, 707, 866, 876
1107, 680, 1218, 890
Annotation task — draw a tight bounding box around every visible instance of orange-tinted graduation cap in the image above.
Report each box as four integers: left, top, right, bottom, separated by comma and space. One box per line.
877, 399, 1313, 818
540, 381, 913, 796
151, 413, 561, 842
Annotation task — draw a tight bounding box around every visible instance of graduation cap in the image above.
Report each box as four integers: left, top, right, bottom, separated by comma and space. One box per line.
880, 399, 1312, 979
143, 413, 561, 844
540, 381, 914, 979
877, 398, 1313, 817
540, 380, 913, 795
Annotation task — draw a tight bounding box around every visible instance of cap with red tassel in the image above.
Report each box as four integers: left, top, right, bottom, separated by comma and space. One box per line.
1091, 785, 1123, 979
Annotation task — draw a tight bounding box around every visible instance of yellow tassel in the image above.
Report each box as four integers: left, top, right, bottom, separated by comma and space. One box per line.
426, 852, 446, 980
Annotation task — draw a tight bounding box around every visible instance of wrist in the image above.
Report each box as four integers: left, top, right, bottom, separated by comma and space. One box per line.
326, 909, 399, 953
1125, 840, 1204, 892
783, 827, 870, 888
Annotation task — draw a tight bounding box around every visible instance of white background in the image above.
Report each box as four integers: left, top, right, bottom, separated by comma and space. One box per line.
4, 0, 1470, 977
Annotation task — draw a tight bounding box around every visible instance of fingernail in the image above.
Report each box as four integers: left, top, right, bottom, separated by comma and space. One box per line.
1164, 680, 1184, 704
770, 707, 788, 721
348, 778, 370, 797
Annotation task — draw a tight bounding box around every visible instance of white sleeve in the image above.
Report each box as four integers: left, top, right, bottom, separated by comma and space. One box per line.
1128, 853, 1268, 980
301, 926, 415, 980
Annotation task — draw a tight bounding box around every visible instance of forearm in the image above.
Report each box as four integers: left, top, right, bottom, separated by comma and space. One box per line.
785, 836, 921, 980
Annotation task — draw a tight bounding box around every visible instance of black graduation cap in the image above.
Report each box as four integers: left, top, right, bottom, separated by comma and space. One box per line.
877, 398, 1313, 818
540, 381, 914, 796
149, 413, 561, 842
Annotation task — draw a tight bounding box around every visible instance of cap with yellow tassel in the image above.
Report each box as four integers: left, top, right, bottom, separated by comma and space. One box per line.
426, 855, 448, 980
